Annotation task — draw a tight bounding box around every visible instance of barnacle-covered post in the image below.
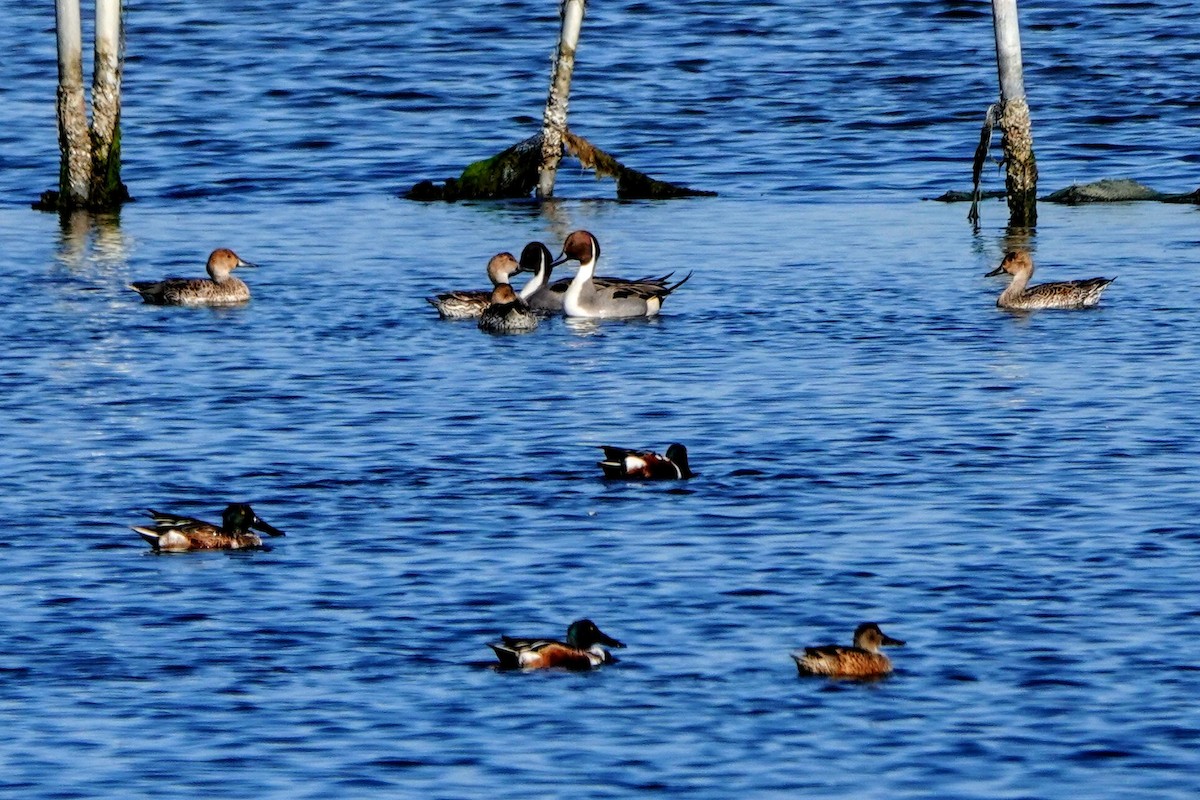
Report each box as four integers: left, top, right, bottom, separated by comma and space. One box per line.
54, 0, 91, 208
992, 0, 1037, 226
89, 0, 125, 209
537, 0, 587, 199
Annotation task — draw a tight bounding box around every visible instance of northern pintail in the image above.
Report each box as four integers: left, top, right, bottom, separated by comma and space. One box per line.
427, 252, 525, 319
478, 284, 539, 334
791, 623, 904, 679
488, 619, 626, 670
552, 230, 691, 318
129, 248, 257, 306
519, 239, 679, 316
598, 443, 694, 479
132, 504, 284, 552
986, 251, 1114, 310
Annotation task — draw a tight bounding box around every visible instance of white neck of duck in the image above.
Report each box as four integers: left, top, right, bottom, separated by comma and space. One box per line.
563, 255, 598, 315
519, 265, 548, 300
999, 265, 1033, 306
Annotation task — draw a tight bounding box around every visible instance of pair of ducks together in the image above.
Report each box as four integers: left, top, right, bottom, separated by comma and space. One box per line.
488, 619, 904, 679
429, 230, 692, 332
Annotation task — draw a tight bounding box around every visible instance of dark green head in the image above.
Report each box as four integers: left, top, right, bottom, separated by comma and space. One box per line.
221, 503, 284, 537
665, 443, 693, 478
566, 619, 625, 650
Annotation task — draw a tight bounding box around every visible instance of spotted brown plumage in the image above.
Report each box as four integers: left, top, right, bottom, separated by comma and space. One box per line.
427, 252, 525, 319
129, 248, 257, 306
986, 251, 1114, 310
478, 284, 539, 334
792, 623, 904, 679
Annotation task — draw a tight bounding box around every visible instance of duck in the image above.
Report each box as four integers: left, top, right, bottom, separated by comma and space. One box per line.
478, 284, 539, 334
986, 251, 1114, 310
131, 504, 284, 552
598, 443, 693, 479
791, 622, 904, 679
518, 239, 679, 316
552, 230, 691, 318
129, 248, 258, 306
488, 619, 625, 670
427, 252, 525, 319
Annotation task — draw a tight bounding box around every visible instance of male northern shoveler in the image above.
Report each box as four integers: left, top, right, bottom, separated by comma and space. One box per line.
477, 283, 539, 334
986, 250, 1114, 310
598, 443, 693, 479
129, 248, 257, 306
518, 239, 679, 316
488, 619, 625, 670
131, 504, 284, 552
427, 252, 525, 319
552, 230, 691, 318
791, 622, 904, 679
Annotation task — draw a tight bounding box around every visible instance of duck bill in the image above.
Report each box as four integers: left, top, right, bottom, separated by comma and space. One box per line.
984, 265, 1004, 277
251, 515, 285, 537
597, 631, 626, 649
881, 635, 905, 647
550, 252, 570, 267
238, 259, 259, 269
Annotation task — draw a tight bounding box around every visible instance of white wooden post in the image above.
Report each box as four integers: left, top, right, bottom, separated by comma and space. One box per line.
991, 0, 1037, 225
537, 0, 586, 199
55, 0, 91, 206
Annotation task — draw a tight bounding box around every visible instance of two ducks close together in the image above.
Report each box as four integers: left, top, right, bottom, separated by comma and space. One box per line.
428, 230, 691, 333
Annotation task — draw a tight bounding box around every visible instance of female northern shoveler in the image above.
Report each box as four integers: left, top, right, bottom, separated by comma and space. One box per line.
427, 252, 525, 319
791, 622, 904, 679
488, 619, 625, 670
598, 443, 693, 479
518, 239, 679, 316
129, 248, 257, 306
477, 283, 539, 334
131, 504, 284, 552
986, 250, 1114, 310
552, 230, 691, 319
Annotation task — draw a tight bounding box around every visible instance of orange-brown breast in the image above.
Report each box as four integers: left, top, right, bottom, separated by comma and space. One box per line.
525, 643, 597, 670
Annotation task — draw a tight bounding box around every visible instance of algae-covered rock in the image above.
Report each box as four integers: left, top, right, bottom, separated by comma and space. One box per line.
1043, 178, 1165, 204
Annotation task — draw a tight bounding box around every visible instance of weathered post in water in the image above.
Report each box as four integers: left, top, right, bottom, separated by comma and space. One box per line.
537, 0, 587, 199
89, 0, 124, 208
991, 0, 1037, 226
55, 0, 91, 207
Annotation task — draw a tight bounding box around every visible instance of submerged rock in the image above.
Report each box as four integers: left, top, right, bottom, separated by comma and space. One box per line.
1043, 178, 1165, 204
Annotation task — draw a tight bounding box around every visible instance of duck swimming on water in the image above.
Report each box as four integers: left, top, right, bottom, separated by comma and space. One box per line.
129, 248, 258, 306
488, 619, 625, 670
519, 239, 680, 316
477, 283, 539, 334
598, 443, 693, 480
791, 622, 904, 679
427, 252, 525, 319
552, 230, 691, 319
986, 251, 1114, 310
131, 504, 284, 552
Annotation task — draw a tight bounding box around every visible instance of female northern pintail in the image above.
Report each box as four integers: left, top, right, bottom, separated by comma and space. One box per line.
986, 250, 1114, 310
552, 230, 691, 318
131, 504, 284, 552
427, 252, 525, 319
791, 623, 904, 679
488, 619, 625, 670
129, 248, 257, 306
478, 284, 539, 334
598, 443, 694, 479
518, 239, 679, 316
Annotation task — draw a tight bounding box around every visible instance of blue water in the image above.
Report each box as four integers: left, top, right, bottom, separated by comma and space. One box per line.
2, 2, 1200, 798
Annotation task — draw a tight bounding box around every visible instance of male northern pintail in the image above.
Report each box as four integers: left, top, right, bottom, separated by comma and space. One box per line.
488, 619, 625, 670
552, 230, 691, 318
791, 623, 904, 679
131, 504, 284, 552
986, 251, 1114, 310
519, 239, 679, 316
427, 252, 525, 319
129, 248, 257, 306
598, 443, 694, 479
478, 284, 539, 334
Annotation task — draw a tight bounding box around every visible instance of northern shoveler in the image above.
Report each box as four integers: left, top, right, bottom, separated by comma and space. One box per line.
427, 252, 525, 319
478, 284, 539, 334
131, 504, 284, 552
552, 230, 691, 318
129, 248, 257, 306
986, 251, 1114, 310
791, 622, 904, 679
518, 239, 680, 316
488, 619, 625, 670
598, 443, 693, 479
